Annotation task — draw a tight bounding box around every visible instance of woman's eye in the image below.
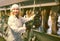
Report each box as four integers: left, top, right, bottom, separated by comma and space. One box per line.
16, 9, 19, 10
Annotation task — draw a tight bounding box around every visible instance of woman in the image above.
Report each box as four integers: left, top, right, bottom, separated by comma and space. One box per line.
7, 4, 35, 41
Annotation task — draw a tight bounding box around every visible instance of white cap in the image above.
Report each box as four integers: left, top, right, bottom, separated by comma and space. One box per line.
10, 4, 19, 11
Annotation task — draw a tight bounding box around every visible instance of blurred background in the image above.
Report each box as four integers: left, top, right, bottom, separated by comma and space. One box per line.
0, 0, 60, 41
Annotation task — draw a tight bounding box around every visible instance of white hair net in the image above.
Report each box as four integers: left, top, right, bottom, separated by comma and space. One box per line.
10, 4, 19, 11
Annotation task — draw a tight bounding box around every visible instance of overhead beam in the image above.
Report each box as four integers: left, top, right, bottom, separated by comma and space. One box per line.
0, 2, 59, 10
20, 2, 59, 8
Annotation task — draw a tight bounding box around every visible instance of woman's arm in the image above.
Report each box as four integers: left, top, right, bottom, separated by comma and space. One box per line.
21, 14, 35, 23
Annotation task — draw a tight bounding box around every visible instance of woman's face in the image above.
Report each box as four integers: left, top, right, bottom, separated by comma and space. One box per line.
12, 8, 19, 15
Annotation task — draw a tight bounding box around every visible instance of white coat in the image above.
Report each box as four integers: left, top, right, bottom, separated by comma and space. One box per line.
7, 15, 34, 41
